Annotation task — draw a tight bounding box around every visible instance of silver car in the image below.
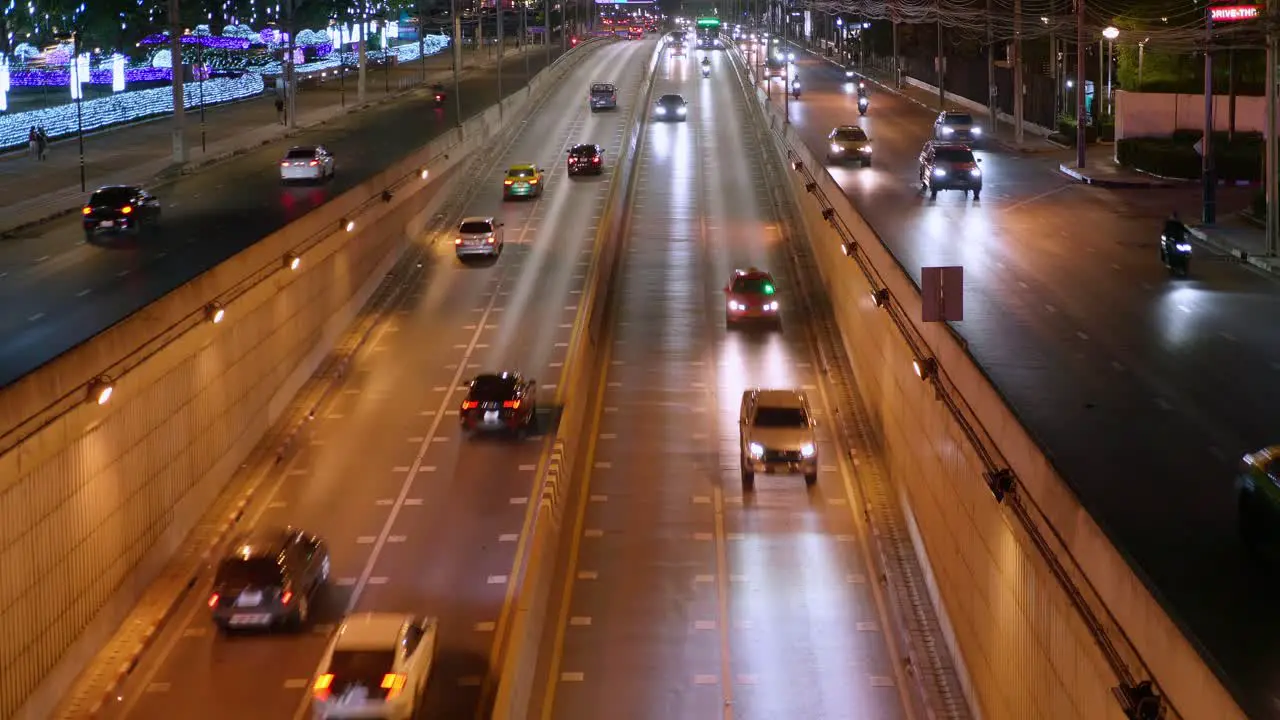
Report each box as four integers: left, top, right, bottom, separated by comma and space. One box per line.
454, 216, 505, 259
739, 388, 819, 489
280, 145, 335, 183
933, 111, 982, 143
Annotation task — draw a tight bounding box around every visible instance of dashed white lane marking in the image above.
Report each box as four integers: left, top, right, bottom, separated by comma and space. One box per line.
564, 305, 577, 310
474, 621, 497, 632
726, 533, 744, 541
836, 534, 856, 542
356, 536, 376, 544
695, 574, 714, 583
1017, 281, 1028, 289
283, 679, 309, 689
393, 466, 411, 472
367, 576, 388, 584
432, 437, 449, 443
607, 382, 622, 387
847, 573, 868, 584
519, 464, 537, 471
857, 621, 879, 631
76, 288, 92, 297
570, 616, 592, 626
404, 498, 423, 506
554, 342, 569, 347
464, 324, 477, 329
693, 532, 713, 541
871, 676, 896, 687
387, 535, 407, 543
1178, 304, 1191, 313
603, 407, 618, 413
27, 313, 44, 322
117, 269, 130, 277
487, 575, 508, 584
1044, 304, 1057, 313
1076, 331, 1089, 341
499, 533, 519, 542
560, 672, 586, 682
729, 574, 747, 583
692, 495, 711, 504
146, 683, 172, 693
559, 323, 573, 328
577, 570, 598, 580
598, 433, 617, 440
549, 361, 564, 368
32, 255, 49, 263
583, 529, 603, 538
594, 462, 612, 469
510, 497, 529, 505
694, 620, 717, 630
421, 466, 438, 472
432, 386, 449, 391
336, 577, 357, 586
267, 501, 287, 509
693, 675, 718, 685
420, 410, 436, 416
1112, 264, 1121, 270
827, 498, 847, 506
327, 414, 345, 420
1112, 361, 1125, 372
589, 494, 608, 503
181, 627, 207, 638
543, 384, 557, 390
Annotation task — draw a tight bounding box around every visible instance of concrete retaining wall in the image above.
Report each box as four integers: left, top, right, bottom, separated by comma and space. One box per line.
0, 40, 609, 720
902, 75, 1055, 138
1115, 90, 1268, 140
488, 38, 663, 720
745, 58, 1243, 720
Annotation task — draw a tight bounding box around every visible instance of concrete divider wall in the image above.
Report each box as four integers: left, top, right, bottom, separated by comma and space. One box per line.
0, 39, 609, 720
739, 61, 1243, 720
490, 39, 663, 720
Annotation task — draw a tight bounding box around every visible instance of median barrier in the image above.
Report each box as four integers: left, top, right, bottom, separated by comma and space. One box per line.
728, 49, 1242, 720
4, 38, 610, 720
489, 38, 663, 720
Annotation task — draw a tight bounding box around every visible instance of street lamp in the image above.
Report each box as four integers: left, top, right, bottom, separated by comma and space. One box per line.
1102, 26, 1119, 115
1138, 37, 1149, 89
197, 36, 206, 152
71, 31, 85, 192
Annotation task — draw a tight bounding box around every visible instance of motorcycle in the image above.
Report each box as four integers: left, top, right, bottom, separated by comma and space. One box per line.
791, 80, 801, 98
433, 88, 446, 107
702, 66, 711, 78
858, 96, 868, 115
1160, 223, 1192, 277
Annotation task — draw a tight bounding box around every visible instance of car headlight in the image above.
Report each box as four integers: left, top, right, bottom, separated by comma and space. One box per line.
749, 442, 765, 458
933, 168, 946, 177
766, 301, 778, 311
800, 443, 816, 458
676, 107, 686, 115
970, 168, 981, 177
830, 143, 842, 153
971, 127, 982, 136
941, 127, 954, 135
845, 70, 854, 77
1176, 242, 1192, 253
859, 146, 872, 153
728, 300, 741, 310
656, 107, 666, 115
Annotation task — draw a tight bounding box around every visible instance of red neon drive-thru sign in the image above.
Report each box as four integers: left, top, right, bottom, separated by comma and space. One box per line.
1210, 5, 1261, 21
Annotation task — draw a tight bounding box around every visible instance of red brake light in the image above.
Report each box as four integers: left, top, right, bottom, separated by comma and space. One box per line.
380, 673, 407, 699
487, 237, 495, 243
120, 205, 133, 214
461, 400, 479, 410
281, 590, 293, 604
593, 157, 600, 163
309, 160, 318, 166
207, 593, 219, 608
455, 238, 462, 245
280, 161, 289, 166
503, 400, 521, 409
82, 206, 91, 215
504, 179, 514, 185
529, 178, 539, 184
313, 673, 334, 700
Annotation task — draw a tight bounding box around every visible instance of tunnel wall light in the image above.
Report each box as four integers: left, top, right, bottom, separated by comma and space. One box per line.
913, 357, 937, 381
984, 468, 1016, 502
88, 376, 114, 405
792, 159, 804, 172
341, 218, 355, 232
285, 252, 301, 271
871, 288, 890, 308
419, 168, 430, 180
206, 301, 225, 324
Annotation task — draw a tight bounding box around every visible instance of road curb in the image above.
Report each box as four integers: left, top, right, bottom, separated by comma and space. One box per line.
1186, 225, 1280, 275
1057, 162, 1175, 189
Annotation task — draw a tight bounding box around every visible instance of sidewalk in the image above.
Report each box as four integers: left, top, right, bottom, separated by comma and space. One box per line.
0, 44, 539, 237
1186, 216, 1280, 275
791, 42, 1062, 155
1056, 155, 1178, 189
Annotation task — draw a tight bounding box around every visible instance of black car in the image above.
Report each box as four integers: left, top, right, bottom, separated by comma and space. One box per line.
460, 372, 538, 435
918, 141, 983, 200
653, 94, 688, 122
567, 144, 605, 176
207, 526, 330, 632
82, 185, 161, 240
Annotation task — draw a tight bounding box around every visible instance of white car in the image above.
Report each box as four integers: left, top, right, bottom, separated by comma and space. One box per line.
454, 216, 505, 259
280, 145, 335, 183
312, 613, 438, 720
739, 388, 819, 489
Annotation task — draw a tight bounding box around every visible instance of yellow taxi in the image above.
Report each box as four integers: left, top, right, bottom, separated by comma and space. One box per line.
503, 163, 545, 199
826, 125, 872, 167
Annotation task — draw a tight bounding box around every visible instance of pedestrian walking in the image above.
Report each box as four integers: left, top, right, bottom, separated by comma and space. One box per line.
275, 96, 286, 125
28, 127, 37, 159
36, 127, 48, 160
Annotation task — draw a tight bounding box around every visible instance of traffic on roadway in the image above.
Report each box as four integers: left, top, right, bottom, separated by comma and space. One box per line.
0, 49, 565, 388
90, 38, 653, 720
541, 45, 916, 720
766, 40, 1280, 719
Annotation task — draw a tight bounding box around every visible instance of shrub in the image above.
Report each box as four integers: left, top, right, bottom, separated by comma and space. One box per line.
1116, 133, 1263, 181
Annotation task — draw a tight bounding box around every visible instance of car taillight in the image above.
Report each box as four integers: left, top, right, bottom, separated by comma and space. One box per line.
529, 178, 539, 184
503, 400, 521, 409
82, 206, 91, 215
309, 160, 318, 166
313, 673, 334, 700
593, 157, 600, 163
280, 161, 289, 166
207, 593, 219, 608
486, 237, 495, 243
281, 590, 293, 604
504, 179, 514, 185
380, 673, 407, 699
120, 206, 133, 214
461, 401, 479, 410
455, 238, 463, 245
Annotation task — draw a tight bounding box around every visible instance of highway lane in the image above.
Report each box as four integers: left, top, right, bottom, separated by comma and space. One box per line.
0, 46, 571, 388
93, 38, 655, 720
543, 48, 911, 720
763, 48, 1280, 717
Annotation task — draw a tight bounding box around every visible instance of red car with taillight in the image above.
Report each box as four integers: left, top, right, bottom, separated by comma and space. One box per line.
567, 143, 604, 176
460, 372, 539, 435
724, 267, 781, 328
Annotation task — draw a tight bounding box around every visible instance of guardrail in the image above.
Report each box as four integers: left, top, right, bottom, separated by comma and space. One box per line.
724, 41, 1223, 720
489, 38, 663, 720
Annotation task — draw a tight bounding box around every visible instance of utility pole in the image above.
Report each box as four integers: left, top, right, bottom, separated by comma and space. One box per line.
1013, 0, 1024, 143
892, 15, 899, 87
453, 0, 463, 124
1203, 10, 1216, 223
1268, 0, 1278, 254
358, 5, 368, 103
544, 0, 551, 68
936, 16, 945, 108
783, 0, 789, 122
418, 0, 427, 83
1075, 0, 1086, 167
286, 0, 297, 128
497, 0, 505, 106
168, 0, 187, 164
985, 0, 996, 134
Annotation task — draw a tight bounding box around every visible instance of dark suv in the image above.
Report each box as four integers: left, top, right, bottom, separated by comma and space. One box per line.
82, 185, 161, 240
918, 141, 983, 200
460, 372, 538, 436
207, 526, 330, 632
567, 144, 604, 176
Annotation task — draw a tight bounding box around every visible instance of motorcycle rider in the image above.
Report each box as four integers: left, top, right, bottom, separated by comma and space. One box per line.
1161, 211, 1190, 265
